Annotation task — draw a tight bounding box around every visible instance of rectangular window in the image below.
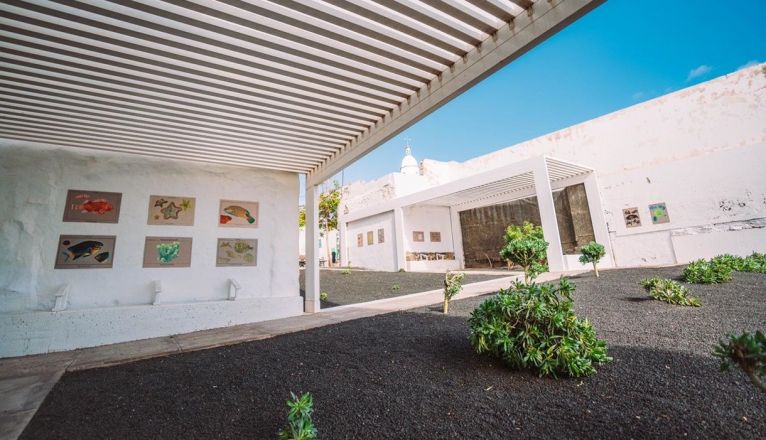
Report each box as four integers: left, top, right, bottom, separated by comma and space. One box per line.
430, 232, 441, 242
378, 228, 385, 243
413, 231, 425, 242
367, 230, 374, 245
357, 233, 363, 247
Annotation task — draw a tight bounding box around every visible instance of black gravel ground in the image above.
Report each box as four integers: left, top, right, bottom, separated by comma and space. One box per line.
299, 269, 508, 308
24, 266, 766, 439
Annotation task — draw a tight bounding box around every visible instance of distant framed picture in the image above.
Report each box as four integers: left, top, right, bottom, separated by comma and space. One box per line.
378, 228, 385, 244
649, 203, 670, 224
219, 200, 259, 228
143, 237, 193, 268
148, 195, 195, 226
430, 232, 442, 242
623, 207, 641, 228
62, 190, 122, 223
367, 231, 374, 245
357, 233, 363, 247
413, 231, 425, 242
216, 238, 257, 267
55, 235, 116, 269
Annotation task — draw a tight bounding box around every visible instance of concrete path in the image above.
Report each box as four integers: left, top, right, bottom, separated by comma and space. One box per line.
0, 271, 580, 439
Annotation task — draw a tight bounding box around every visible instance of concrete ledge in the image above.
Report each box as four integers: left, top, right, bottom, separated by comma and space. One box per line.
0, 296, 303, 358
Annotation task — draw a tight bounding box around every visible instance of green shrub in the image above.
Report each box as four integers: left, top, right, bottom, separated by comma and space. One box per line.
682, 259, 733, 284
578, 241, 606, 277
710, 254, 745, 271
442, 271, 465, 314
319, 292, 328, 301
340, 268, 351, 275
713, 331, 766, 393
391, 284, 400, 291
468, 278, 611, 377
739, 252, 766, 273
499, 222, 549, 283
278, 392, 317, 440
640, 277, 701, 307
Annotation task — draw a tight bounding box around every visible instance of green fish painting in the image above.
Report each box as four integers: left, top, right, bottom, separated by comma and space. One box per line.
223, 205, 256, 224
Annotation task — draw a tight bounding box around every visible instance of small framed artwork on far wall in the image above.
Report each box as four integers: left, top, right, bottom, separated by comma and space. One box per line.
413, 231, 425, 242
357, 233, 364, 247
367, 231, 374, 245
430, 232, 441, 242
378, 228, 385, 244
62, 189, 122, 223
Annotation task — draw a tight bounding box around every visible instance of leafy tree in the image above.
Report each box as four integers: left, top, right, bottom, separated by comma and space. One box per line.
499, 222, 549, 283
579, 241, 606, 277
299, 181, 341, 265
468, 278, 611, 377
713, 331, 766, 393
278, 392, 317, 440
442, 271, 465, 314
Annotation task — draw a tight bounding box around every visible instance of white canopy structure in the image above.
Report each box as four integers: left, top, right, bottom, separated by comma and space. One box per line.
0, 0, 604, 312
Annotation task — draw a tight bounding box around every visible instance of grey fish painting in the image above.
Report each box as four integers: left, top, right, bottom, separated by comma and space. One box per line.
63, 240, 103, 261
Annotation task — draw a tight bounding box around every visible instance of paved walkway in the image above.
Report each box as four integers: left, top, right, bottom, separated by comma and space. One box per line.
0, 271, 580, 439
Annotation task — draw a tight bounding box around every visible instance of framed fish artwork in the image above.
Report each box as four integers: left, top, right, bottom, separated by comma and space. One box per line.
216, 238, 258, 267
54, 235, 116, 269
219, 200, 259, 228
147, 195, 196, 226
142, 237, 193, 268
62, 190, 122, 223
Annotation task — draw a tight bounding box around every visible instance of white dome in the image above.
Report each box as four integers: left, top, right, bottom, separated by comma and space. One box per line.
400, 146, 419, 175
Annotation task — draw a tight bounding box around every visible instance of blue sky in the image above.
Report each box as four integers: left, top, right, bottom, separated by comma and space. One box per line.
315, 0, 765, 193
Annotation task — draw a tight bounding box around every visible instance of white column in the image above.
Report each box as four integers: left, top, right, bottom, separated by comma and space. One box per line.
449, 207, 465, 269
393, 207, 406, 271
338, 218, 349, 267
304, 181, 320, 313
533, 158, 565, 272
582, 172, 615, 267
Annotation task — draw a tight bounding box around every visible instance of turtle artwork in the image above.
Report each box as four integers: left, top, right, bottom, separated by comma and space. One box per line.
216, 238, 258, 267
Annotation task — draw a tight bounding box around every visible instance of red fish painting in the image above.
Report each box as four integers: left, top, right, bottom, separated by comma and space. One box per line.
73, 197, 113, 215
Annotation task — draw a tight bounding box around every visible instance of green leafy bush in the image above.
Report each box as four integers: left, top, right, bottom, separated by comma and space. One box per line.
499, 222, 549, 283
391, 284, 400, 291
278, 392, 317, 440
711, 252, 766, 274
713, 331, 766, 393
468, 278, 611, 377
640, 277, 701, 307
578, 241, 606, 277
319, 292, 328, 301
442, 271, 465, 314
340, 268, 351, 275
682, 259, 733, 284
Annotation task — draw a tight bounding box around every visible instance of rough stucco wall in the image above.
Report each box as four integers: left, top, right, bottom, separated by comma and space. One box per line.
0, 142, 300, 313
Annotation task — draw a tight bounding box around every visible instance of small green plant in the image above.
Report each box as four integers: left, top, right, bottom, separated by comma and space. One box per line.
499, 222, 549, 283
278, 392, 317, 440
711, 252, 766, 274
579, 241, 606, 277
468, 278, 611, 377
442, 271, 465, 314
319, 292, 328, 301
713, 331, 766, 393
340, 267, 351, 275
398, 268, 406, 272
682, 259, 733, 284
391, 284, 400, 291
640, 277, 701, 307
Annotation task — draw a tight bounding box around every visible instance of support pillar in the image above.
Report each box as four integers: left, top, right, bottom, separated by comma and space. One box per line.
533, 158, 565, 272
449, 207, 465, 269
338, 219, 349, 267
393, 207, 406, 271
304, 181, 320, 313
582, 172, 615, 266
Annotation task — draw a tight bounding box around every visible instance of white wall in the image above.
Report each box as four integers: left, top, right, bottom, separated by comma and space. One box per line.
346, 211, 396, 271
402, 205, 459, 272
421, 64, 766, 266
0, 142, 302, 357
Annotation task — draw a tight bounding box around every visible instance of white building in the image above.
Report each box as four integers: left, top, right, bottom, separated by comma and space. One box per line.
340, 64, 766, 273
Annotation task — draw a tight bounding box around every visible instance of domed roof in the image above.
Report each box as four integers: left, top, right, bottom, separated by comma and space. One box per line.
400, 145, 419, 175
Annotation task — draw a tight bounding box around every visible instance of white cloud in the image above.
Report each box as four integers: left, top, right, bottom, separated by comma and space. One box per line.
737, 60, 760, 71
686, 64, 712, 81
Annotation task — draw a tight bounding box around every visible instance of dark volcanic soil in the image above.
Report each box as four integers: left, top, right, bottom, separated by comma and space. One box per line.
24, 266, 766, 439
299, 269, 508, 308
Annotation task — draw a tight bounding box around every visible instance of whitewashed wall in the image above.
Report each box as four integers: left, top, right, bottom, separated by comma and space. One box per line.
346, 212, 396, 271
0, 142, 301, 357
402, 205, 459, 272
